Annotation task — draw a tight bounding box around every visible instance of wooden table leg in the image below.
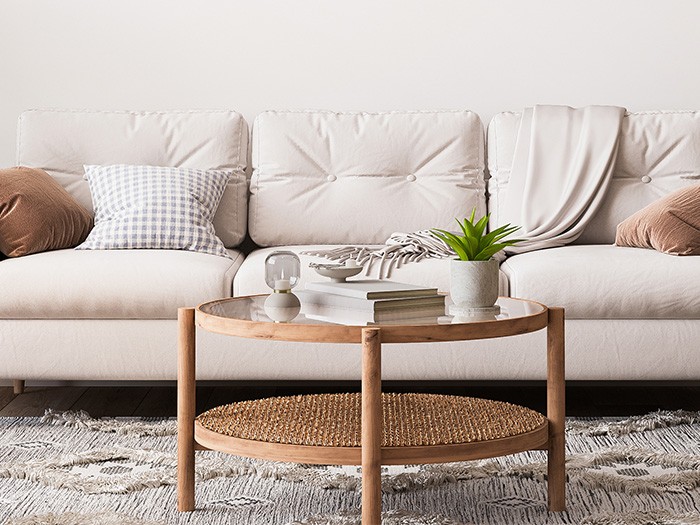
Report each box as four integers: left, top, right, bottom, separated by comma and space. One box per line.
178, 307, 196, 512
547, 307, 566, 512
362, 328, 382, 525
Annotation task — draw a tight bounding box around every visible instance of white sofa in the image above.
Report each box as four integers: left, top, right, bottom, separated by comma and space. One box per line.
1, 108, 698, 383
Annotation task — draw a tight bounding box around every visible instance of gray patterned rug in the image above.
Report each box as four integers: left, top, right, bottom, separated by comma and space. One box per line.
1, 410, 700, 524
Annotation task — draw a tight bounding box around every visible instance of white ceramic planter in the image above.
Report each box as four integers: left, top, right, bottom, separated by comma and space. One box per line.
450, 258, 499, 310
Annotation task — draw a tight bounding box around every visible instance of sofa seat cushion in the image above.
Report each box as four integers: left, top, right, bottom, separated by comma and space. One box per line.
0, 248, 243, 319
233, 245, 509, 298
501, 245, 700, 319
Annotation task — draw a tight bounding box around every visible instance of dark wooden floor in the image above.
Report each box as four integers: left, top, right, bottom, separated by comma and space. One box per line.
1, 382, 699, 417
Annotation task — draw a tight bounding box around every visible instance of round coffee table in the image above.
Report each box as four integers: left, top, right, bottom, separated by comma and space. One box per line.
177, 296, 565, 523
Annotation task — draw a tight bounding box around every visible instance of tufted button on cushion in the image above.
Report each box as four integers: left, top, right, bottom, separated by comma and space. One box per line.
326, 174, 337, 182
406, 174, 417, 182
641, 175, 652, 183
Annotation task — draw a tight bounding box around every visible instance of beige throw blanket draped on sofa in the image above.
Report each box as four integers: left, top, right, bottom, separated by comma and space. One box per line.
501, 104, 626, 254
305, 105, 626, 277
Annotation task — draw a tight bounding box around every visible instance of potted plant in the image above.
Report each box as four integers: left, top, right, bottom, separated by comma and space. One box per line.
431, 209, 521, 311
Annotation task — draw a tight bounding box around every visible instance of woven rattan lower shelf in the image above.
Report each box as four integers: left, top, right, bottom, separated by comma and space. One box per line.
194, 392, 549, 465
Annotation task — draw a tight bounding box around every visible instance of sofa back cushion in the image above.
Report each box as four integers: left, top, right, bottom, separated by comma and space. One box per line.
17, 109, 248, 248
487, 110, 700, 244
249, 110, 485, 246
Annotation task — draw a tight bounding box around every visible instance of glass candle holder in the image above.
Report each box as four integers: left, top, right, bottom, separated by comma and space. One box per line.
264, 251, 301, 292
263, 251, 301, 322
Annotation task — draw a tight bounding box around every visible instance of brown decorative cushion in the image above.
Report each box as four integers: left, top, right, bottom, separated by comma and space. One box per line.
0, 166, 93, 257
615, 184, 700, 256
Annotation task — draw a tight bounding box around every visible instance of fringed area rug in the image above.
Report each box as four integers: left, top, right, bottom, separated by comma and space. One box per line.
1, 410, 700, 524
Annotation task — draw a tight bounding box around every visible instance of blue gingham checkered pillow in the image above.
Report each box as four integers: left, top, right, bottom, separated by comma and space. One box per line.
77, 165, 232, 257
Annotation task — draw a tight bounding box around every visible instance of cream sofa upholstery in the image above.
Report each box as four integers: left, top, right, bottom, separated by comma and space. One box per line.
249, 110, 486, 246
500, 245, 700, 319
487, 110, 700, 380
1, 108, 699, 383
17, 109, 249, 247
0, 248, 244, 319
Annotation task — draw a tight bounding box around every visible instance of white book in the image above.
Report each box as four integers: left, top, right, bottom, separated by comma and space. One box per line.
305, 280, 439, 300
297, 290, 445, 312
302, 302, 446, 325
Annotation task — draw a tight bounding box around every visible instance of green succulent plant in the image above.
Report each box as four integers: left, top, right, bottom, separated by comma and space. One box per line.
431, 208, 523, 261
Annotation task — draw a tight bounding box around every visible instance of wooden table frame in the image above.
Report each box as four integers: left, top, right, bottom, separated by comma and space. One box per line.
177, 297, 565, 523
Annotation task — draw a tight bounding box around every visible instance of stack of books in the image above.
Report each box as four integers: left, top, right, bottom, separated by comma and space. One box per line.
298, 280, 446, 325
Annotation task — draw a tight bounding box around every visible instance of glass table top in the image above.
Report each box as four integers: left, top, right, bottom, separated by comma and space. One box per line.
198, 295, 545, 327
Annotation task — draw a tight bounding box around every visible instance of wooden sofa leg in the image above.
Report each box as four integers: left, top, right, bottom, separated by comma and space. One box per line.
13, 380, 25, 395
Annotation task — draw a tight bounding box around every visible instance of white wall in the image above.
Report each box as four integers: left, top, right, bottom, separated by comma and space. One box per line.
1, 0, 699, 166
